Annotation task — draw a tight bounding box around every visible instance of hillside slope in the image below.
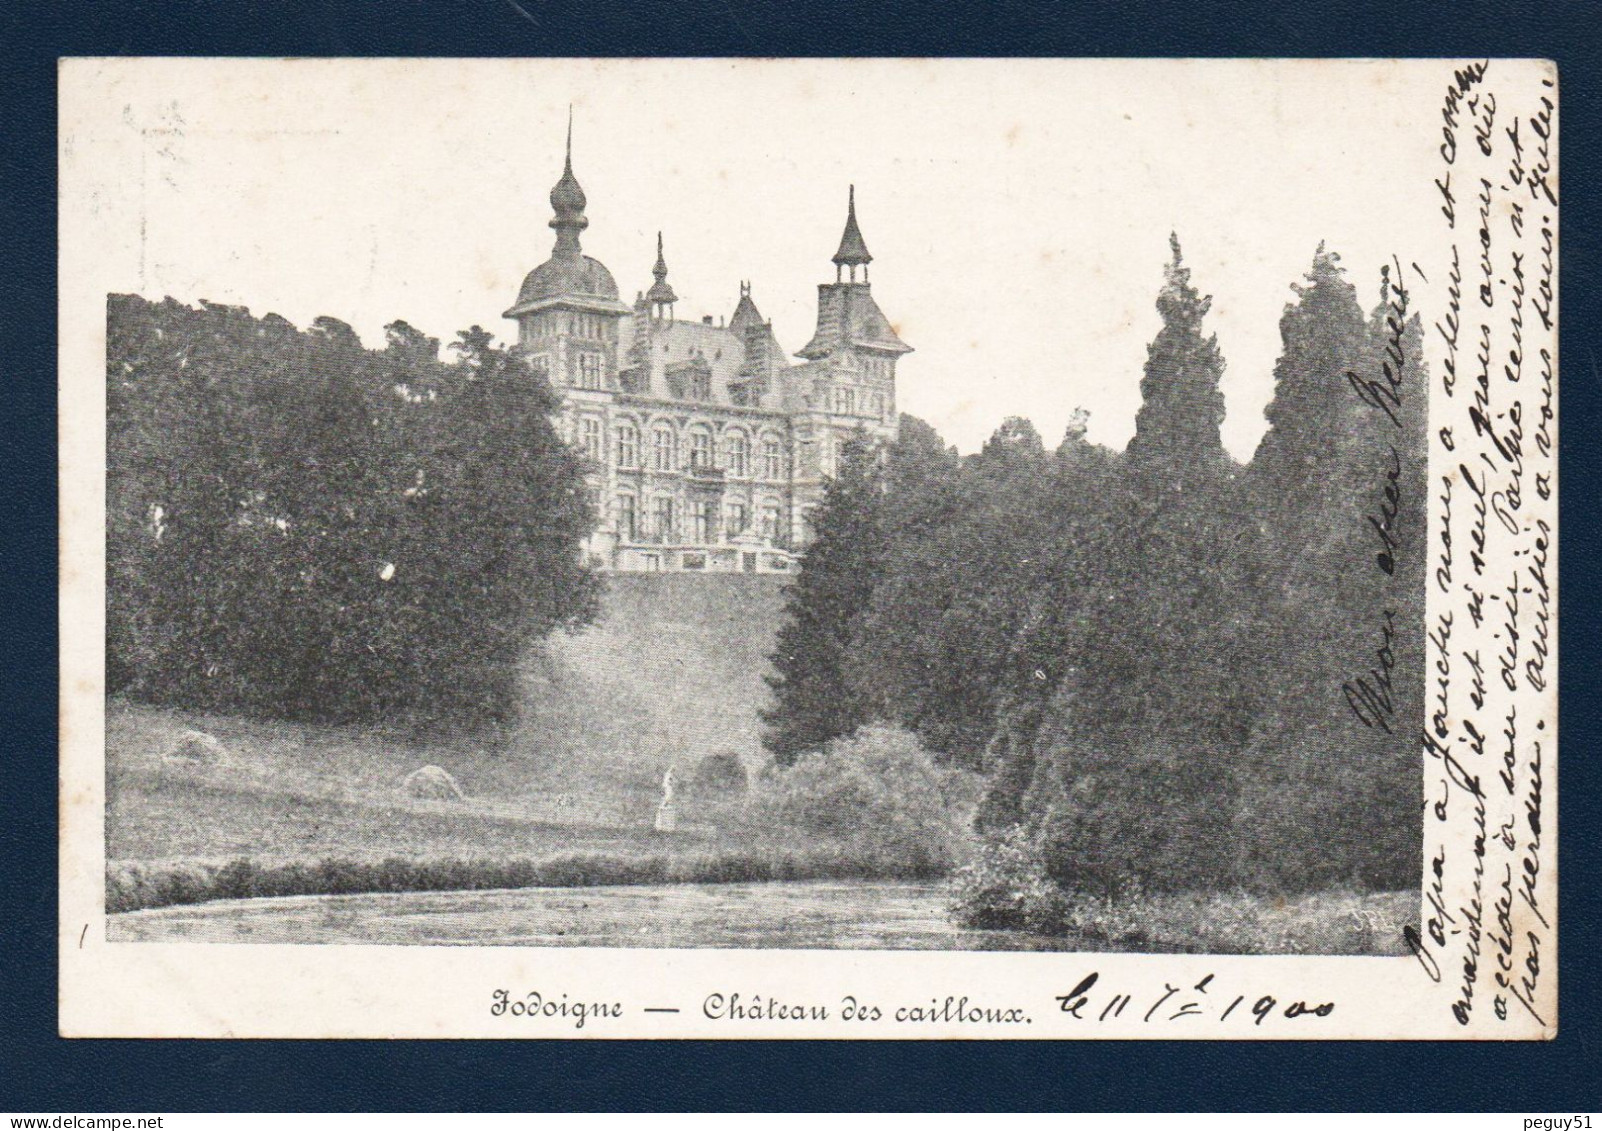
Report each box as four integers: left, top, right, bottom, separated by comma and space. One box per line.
514, 573, 788, 809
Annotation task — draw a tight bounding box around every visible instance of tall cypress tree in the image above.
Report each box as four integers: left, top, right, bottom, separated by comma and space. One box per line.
1233, 249, 1425, 892
762, 431, 887, 766
1125, 234, 1230, 486
1024, 236, 1244, 895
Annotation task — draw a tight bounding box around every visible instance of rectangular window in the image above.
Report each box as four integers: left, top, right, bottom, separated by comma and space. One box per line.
726, 503, 747, 536
653, 427, 676, 472
654, 497, 675, 540
761, 504, 782, 541
872, 392, 886, 421
693, 500, 717, 544
834, 387, 856, 415
581, 418, 603, 461
617, 494, 637, 541
690, 431, 713, 470
577, 353, 604, 389
615, 425, 639, 468
762, 438, 783, 480
725, 433, 749, 477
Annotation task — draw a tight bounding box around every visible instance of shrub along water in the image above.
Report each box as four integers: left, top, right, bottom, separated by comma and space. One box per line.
106, 844, 950, 915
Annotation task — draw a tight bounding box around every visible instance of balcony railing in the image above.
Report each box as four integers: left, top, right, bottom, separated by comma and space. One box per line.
616, 529, 794, 551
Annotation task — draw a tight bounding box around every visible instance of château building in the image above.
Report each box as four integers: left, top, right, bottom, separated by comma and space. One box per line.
504, 128, 910, 573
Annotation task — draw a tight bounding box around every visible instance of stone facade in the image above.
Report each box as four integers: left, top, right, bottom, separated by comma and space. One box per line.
504, 131, 910, 574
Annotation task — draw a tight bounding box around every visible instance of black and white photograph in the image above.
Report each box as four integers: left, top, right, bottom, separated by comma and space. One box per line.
58, 57, 1557, 1039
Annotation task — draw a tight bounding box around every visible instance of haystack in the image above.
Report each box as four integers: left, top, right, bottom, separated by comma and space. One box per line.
402, 764, 465, 800
161, 729, 227, 766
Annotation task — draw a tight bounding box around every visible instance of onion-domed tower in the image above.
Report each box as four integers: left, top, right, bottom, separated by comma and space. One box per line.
503, 115, 630, 393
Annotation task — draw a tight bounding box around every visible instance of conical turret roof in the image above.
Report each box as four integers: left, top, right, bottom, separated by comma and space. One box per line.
831, 184, 872, 267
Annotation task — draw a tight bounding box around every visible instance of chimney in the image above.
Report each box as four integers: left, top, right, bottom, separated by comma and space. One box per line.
702, 315, 713, 325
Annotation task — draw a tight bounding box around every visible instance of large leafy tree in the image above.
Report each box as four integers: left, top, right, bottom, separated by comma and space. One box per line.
106, 297, 598, 726
849, 416, 1067, 770
762, 430, 887, 766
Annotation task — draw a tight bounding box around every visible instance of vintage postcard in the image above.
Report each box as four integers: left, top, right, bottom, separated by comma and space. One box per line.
59, 57, 1557, 1039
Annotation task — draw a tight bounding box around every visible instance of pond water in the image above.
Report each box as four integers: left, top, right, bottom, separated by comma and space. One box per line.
108, 880, 1070, 950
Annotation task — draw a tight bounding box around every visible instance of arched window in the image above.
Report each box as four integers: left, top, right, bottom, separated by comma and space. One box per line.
614, 423, 639, 469
689, 427, 714, 471
761, 435, 784, 480
726, 501, 748, 536
724, 430, 750, 477
652, 423, 677, 472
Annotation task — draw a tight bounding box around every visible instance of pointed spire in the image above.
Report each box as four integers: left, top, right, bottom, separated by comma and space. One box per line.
646, 230, 678, 311
548, 108, 588, 255
832, 184, 873, 281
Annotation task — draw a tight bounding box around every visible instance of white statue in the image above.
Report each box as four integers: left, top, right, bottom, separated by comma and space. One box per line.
654, 765, 679, 832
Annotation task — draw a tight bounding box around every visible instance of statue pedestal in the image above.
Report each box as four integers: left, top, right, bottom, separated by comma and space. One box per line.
654, 802, 678, 833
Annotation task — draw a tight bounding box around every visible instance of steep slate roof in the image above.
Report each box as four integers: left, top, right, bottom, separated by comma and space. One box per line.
796, 282, 911, 359
727, 284, 765, 336
615, 311, 792, 409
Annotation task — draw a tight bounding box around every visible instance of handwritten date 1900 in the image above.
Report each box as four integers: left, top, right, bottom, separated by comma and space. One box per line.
1055, 972, 1334, 1027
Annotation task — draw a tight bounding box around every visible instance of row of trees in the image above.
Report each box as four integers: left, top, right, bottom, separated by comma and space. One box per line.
763, 239, 1427, 895
107, 295, 598, 726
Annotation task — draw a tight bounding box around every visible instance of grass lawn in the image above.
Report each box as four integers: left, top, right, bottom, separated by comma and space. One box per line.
106, 699, 1415, 955
108, 699, 685, 866
105, 697, 924, 914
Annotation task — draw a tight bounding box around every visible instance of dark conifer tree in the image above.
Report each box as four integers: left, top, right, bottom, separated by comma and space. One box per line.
762, 430, 887, 766
1022, 237, 1246, 894
1232, 250, 1427, 891
1125, 234, 1230, 486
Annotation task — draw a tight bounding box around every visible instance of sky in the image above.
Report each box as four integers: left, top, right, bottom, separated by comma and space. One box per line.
64, 58, 1449, 457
